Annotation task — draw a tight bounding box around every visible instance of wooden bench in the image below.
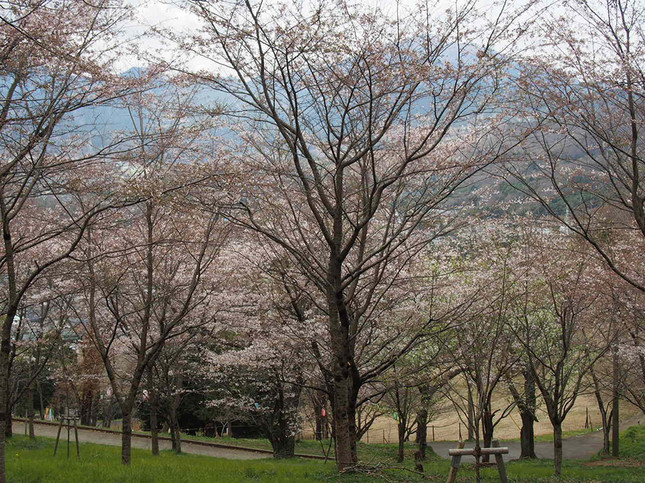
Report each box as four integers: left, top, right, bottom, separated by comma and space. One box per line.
446, 439, 509, 483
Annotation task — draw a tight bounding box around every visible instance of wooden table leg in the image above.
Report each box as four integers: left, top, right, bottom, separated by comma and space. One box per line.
447, 441, 466, 483
492, 439, 508, 483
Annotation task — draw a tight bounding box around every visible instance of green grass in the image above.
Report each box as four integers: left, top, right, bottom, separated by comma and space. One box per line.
6, 427, 645, 482
621, 426, 645, 461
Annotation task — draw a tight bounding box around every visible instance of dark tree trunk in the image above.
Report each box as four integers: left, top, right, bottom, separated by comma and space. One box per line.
332, 372, 358, 470
121, 410, 133, 465
416, 408, 428, 460
329, 300, 359, 471
481, 408, 494, 463
553, 422, 563, 476
519, 410, 537, 459
80, 386, 94, 426
509, 368, 537, 459
397, 418, 406, 463
271, 436, 296, 458
149, 397, 159, 455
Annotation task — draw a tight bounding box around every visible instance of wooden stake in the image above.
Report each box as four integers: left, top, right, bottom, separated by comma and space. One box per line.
446, 440, 466, 483
53, 419, 64, 456
74, 418, 80, 459
492, 439, 508, 483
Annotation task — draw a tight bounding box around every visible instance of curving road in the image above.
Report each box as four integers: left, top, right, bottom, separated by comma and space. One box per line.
429, 430, 606, 462
15, 418, 642, 463
14, 419, 270, 460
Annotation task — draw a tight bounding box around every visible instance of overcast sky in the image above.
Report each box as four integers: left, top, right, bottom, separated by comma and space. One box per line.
118, 0, 469, 72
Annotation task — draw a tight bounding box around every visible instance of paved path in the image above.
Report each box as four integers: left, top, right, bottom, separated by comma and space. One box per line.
430, 430, 605, 462
16, 420, 269, 460
431, 417, 644, 462
17, 418, 642, 463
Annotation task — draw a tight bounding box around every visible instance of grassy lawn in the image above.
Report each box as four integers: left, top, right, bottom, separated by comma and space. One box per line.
6, 426, 644, 482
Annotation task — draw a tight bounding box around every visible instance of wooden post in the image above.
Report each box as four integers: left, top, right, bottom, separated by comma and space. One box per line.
446, 440, 466, 483
432, 425, 435, 441
53, 418, 64, 456
492, 440, 508, 483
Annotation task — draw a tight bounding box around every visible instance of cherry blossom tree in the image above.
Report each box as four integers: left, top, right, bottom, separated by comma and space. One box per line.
67, 85, 229, 465
510, 230, 609, 476
507, 0, 645, 292
0, 1, 143, 478
178, 0, 537, 469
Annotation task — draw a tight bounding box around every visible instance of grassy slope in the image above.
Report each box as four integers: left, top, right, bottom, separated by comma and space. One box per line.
6, 426, 645, 482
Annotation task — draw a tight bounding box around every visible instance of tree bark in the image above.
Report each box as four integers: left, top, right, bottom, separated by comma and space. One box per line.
332, 373, 357, 471
397, 417, 406, 463
416, 408, 428, 460
482, 407, 494, 463
328, 282, 359, 471
553, 423, 563, 476
121, 410, 133, 465
519, 410, 537, 459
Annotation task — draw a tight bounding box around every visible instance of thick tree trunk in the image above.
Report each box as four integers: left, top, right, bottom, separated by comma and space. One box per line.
519, 410, 536, 459
329, 289, 359, 472
416, 408, 428, 460
270, 435, 296, 459
121, 410, 133, 465
397, 419, 406, 463
80, 386, 94, 426
149, 401, 159, 455
332, 372, 358, 471
481, 407, 494, 463
553, 423, 563, 476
